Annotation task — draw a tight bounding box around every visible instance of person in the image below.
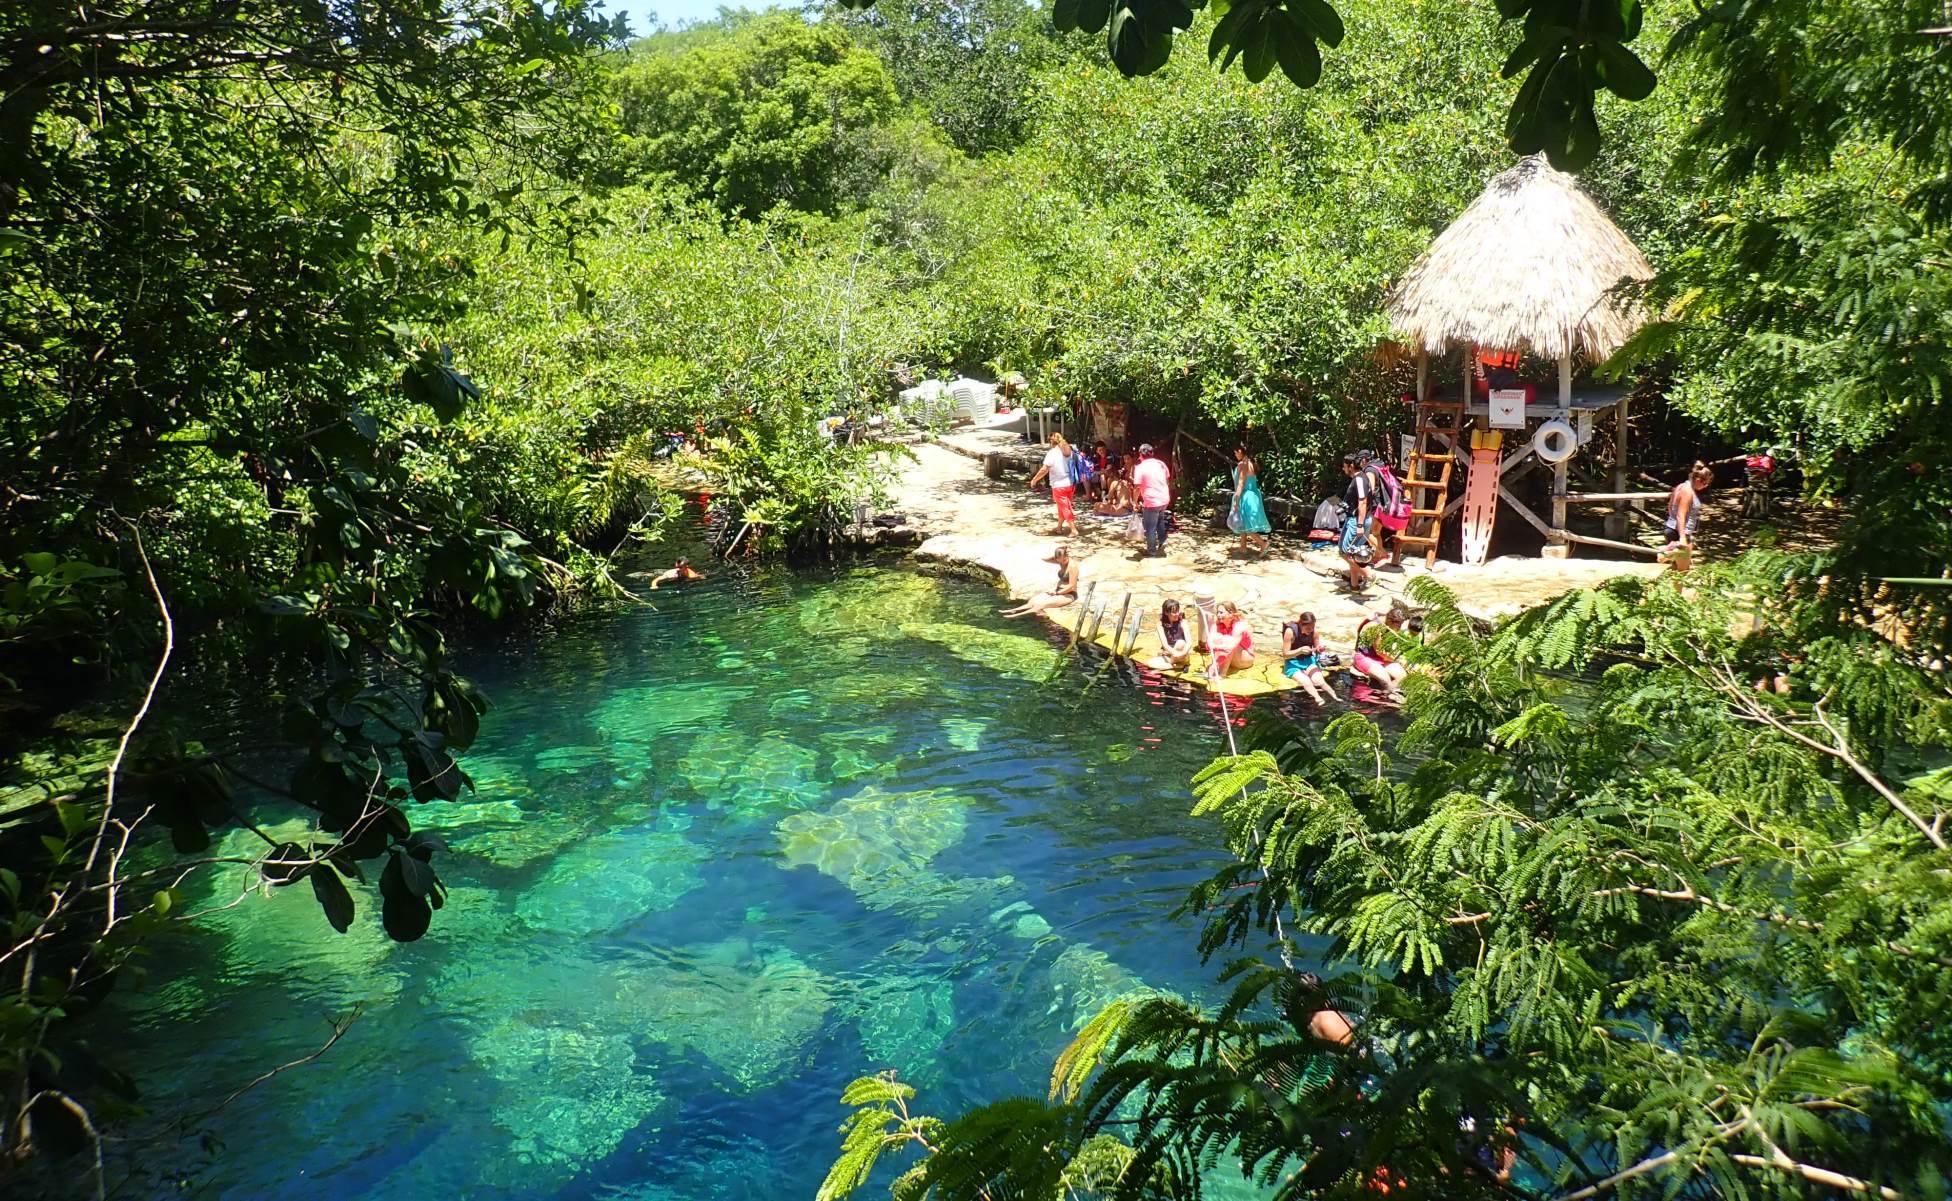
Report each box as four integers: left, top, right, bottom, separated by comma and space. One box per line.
1093, 473, 1136, 516
1229, 445, 1273, 556
1338, 452, 1375, 593
648, 557, 706, 589
1148, 598, 1192, 670
1094, 440, 1122, 484
1207, 601, 1255, 676
1296, 971, 1356, 1047
1132, 442, 1172, 559
1352, 602, 1410, 694
1279, 610, 1337, 704
1000, 546, 1080, 618
1026, 432, 1081, 536
1663, 460, 1713, 570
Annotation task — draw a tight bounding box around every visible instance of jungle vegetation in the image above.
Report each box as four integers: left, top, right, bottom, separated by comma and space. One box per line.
0, 0, 1946, 1195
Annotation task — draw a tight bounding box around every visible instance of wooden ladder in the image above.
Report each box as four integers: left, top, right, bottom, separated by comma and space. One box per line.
1397, 399, 1464, 567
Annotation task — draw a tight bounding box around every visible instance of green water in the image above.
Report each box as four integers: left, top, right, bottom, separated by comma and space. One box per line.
102, 566, 1301, 1199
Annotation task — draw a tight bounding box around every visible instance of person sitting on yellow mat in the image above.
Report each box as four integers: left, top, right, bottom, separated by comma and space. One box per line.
1148, 599, 1192, 670
1208, 601, 1255, 676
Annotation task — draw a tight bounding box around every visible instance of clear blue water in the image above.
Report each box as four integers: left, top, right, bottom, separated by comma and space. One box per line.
102, 566, 1302, 1199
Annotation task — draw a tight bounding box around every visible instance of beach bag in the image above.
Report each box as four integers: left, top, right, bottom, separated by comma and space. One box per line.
1339, 515, 1373, 562
1124, 512, 1144, 540
1371, 462, 1410, 529
1070, 450, 1093, 486
1227, 505, 1244, 534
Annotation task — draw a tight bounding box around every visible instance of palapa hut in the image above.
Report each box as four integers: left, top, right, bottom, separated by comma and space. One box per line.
1385, 154, 1658, 562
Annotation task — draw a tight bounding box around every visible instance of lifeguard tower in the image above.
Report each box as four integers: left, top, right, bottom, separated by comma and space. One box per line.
1385, 155, 1666, 564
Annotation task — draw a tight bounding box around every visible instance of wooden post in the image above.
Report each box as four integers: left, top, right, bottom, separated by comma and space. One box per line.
1109, 592, 1132, 655
1415, 349, 1428, 402
1121, 607, 1145, 659
1083, 599, 1107, 645
1072, 581, 1097, 643
1606, 395, 1631, 539
1543, 353, 1573, 558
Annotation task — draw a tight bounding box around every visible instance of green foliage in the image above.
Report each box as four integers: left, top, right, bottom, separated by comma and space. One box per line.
614, 13, 903, 215
831, 0, 1661, 169
0, 0, 643, 1178
831, 0, 1065, 154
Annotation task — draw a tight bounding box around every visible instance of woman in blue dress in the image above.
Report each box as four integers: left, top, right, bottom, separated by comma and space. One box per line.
1230, 445, 1273, 556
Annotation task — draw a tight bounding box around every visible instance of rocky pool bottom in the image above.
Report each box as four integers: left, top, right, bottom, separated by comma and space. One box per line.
96, 567, 1317, 1199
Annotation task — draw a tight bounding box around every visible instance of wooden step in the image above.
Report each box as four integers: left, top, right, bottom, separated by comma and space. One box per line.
1409, 507, 1444, 519
1395, 533, 1439, 546
1403, 478, 1447, 489
1410, 451, 1454, 462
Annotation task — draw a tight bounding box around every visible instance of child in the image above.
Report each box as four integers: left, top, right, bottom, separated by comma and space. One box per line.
1149, 599, 1192, 670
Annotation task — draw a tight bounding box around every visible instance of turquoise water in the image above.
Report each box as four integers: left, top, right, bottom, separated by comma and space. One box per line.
106, 566, 1295, 1199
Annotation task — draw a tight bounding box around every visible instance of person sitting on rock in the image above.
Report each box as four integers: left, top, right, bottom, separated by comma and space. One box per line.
1000, 546, 1080, 618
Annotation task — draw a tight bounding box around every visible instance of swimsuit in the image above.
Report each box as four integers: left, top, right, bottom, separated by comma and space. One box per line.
1665, 482, 1700, 539
1281, 622, 1319, 677
1352, 618, 1393, 677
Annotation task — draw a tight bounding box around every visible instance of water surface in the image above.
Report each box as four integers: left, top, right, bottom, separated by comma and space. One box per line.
108, 566, 1300, 1198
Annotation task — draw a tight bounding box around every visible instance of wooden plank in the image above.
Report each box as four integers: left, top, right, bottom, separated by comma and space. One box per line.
1609, 396, 1632, 539
1560, 491, 1668, 502
1561, 529, 1663, 556
1497, 483, 1558, 540
1109, 592, 1132, 657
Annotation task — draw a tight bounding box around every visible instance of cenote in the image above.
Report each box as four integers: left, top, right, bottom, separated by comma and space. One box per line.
95, 565, 1329, 1200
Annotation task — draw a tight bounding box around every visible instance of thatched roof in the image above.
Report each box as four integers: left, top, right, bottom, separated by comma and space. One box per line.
1386, 155, 1654, 363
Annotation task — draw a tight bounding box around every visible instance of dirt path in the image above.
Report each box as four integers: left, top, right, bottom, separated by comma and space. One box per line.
889, 439, 1664, 692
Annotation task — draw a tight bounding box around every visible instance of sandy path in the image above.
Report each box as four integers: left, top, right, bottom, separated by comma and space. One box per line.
889, 439, 1662, 687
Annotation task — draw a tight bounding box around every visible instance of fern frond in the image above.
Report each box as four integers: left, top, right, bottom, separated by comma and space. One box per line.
1051, 999, 1134, 1104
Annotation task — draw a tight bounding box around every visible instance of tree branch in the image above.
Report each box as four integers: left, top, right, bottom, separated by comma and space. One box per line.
1716, 664, 1947, 851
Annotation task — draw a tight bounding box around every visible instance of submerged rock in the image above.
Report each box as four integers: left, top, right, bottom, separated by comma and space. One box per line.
1049, 943, 1153, 1029
676, 730, 820, 817
471, 1018, 668, 1173
591, 681, 750, 751
775, 785, 967, 892
626, 940, 834, 1093
851, 974, 957, 1080
941, 716, 989, 752
513, 827, 710, 936
902, 621, 1059, 681
796, 571, 949, 640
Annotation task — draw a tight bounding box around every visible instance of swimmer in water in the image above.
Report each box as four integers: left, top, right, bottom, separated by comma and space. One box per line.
648, 557, 707, 590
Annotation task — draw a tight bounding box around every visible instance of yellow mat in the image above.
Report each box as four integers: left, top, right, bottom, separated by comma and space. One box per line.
1061, 613, 1302, 696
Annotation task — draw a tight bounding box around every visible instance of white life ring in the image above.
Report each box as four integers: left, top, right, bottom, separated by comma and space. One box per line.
1533, 419, 1577, 464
